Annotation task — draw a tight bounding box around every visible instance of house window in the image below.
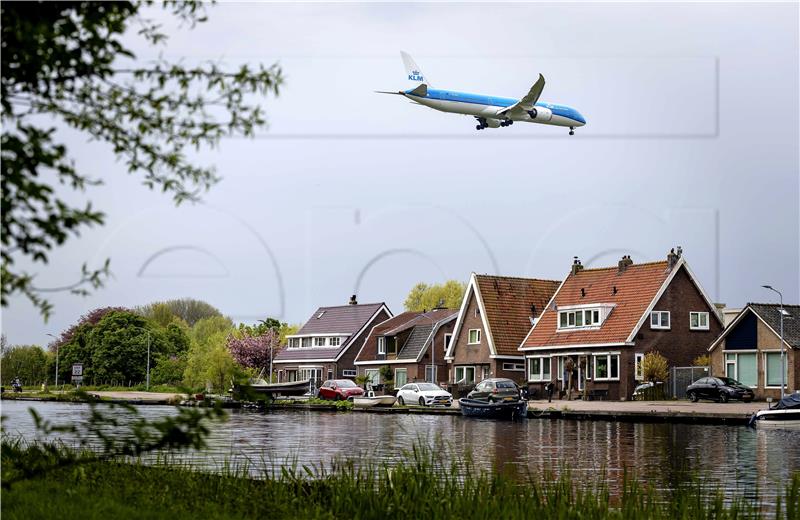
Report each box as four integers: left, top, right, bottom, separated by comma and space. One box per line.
725, 352, 756, 387
302, 337, 313, 348
634, 353, 645, 381
593, 354, 620, 381
395, 368, 408, 388
314, 337, 326, 347
365, 369, 380, 386
764, 352, 788, 388
455, 366, 475, 385
288, 338, 301, 349
502, 363, 525, 372
689, 312, 709, 330
425, 365, 436, 383
377, 337, 385, 355
468, 329, 481, 344
444, 333, 453, 354
342, 369, 357, 377
528, 357, 551, 382
327, 369, 334, 380
558, 308, 602, 329
328, 337, 341, 346
474, 308, 480, 318
650, 311, 670, 329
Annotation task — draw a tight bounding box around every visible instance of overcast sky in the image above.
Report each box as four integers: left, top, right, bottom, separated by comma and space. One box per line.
4, 2, 799, 346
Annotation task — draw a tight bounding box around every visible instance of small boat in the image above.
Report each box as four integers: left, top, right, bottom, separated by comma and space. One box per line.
749, 394, 800, 428
232, 379, 312, 397
459, 398, 528, 420
352, 395, 397, 408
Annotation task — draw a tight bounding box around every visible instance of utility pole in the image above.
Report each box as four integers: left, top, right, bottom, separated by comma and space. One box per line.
46, 333, 58, 389
762, 285, 786, 399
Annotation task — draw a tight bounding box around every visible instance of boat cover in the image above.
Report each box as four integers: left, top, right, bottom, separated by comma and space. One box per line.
774, 393, 800, 410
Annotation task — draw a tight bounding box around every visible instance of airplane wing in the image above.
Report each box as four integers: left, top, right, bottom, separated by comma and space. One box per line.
497, 74, 545, 117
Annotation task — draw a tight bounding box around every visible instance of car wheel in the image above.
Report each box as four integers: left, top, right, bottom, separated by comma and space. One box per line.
397, 396, 405, 406
419, 397, 426, 407
488, 397, 496, 404
336, 394, 343, 401
688, 391, 698, 403
720, 393, 729, 403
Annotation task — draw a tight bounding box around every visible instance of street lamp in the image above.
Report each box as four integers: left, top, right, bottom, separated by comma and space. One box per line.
46, 333, 58, 389
761, 285, 786, 399
128, 327, 153, 391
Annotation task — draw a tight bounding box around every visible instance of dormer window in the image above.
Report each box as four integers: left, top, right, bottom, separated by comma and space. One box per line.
314, 337, 326, 346
301, 337, 312, 348
378, 337, 386, 355
329, 337, 341, 346
557, 306, 605, 330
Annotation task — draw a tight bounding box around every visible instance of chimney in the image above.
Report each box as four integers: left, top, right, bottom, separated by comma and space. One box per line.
617, 255, 633, 273
667, 248, 680, 269
571, 256, 584, 275
530, 304, 537, 318
349, 294, 358, 305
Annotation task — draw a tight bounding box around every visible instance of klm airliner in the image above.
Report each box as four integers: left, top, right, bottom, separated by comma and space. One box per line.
379, 52, 586, 134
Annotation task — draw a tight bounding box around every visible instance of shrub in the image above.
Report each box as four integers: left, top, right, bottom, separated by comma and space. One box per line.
642, 351, 669, 382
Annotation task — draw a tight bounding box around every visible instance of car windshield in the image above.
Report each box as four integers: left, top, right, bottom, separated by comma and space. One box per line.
496, 381, 516, 389
417, 383, 440, 391
716, 377, 741, 386
335, 380, 357, 388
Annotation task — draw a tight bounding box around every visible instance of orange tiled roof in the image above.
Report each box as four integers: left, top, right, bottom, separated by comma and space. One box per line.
522, 261, 672, 349
475, 275, 561, 356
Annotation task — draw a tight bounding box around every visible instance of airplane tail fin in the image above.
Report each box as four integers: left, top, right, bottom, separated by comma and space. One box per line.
401, 51, 431, 87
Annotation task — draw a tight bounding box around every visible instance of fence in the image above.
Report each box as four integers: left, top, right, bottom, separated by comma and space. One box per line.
670, 366, 709, 399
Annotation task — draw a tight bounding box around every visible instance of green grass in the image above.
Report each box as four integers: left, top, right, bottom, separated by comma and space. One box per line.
2, 443, 798, 520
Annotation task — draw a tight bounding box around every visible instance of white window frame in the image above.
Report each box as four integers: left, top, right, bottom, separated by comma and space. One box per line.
650, 311, 671, 330
301, 337, 313, 348
723, 351, 757, 388
528, 356, 551, 382
468, 329, 481, 345
341, 369, 356, 377
314, 337, 327, 347
454, 366, 476, 385
444, 333, 453, 354
689, 312, 709, 330
634, 353, 645, 381
377, 337, 385, 355
364, 368, 380, 386
394, 368, 408, 388
763, 351, 788, 389
593, 354, 620, 381
557, 308, 602, 330
502, 362, 525, 372
329, 337, 341, 346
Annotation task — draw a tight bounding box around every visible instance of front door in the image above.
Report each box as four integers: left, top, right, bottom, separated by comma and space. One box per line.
299, 367, 322, 393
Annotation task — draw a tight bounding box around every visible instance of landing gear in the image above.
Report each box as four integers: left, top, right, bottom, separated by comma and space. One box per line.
500, 119, 514, 127
475, 117, 488, 130
569, 126, 575, 136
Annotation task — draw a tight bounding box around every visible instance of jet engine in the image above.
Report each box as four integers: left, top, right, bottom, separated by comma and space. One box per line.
527, 107, 553, 122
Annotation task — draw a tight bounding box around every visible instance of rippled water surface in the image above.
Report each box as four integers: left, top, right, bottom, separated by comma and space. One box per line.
3, 401, 799, 506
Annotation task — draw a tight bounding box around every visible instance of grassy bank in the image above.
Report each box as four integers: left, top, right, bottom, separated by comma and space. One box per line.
2, 446, 798, 520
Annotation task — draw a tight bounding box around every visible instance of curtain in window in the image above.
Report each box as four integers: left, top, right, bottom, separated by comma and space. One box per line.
737, 353, 757, 387
765, 353, 786, 387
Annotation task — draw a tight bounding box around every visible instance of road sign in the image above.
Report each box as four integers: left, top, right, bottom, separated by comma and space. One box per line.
72, 375, 83, 383
72, 363, 83, 376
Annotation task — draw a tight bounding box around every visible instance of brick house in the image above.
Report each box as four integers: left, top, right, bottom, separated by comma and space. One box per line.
354, 308, 457, 389
273, 296, 391, 386
519, 249, 723, 401
708, 303, 799, 400
445, 273, 560, 386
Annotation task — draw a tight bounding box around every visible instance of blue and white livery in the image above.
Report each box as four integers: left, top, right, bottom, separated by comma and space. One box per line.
379, 52, 586, 134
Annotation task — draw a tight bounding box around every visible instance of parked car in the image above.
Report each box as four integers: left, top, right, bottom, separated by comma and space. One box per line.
632, 381, 664, 401
396, 383, 453, 407
317, 379, 364, 401
686, 376, 754, 403
466, 378, 522, 403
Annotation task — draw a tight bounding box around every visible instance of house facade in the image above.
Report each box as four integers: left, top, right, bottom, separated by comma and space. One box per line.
519, 249, 723, 401
445, 273, 560, 386
708, 303, 799, 400
354, 308, 457, 389
273, 296, 391, 386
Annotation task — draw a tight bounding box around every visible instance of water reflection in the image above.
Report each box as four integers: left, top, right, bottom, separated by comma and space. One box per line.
2, 401, 798, 507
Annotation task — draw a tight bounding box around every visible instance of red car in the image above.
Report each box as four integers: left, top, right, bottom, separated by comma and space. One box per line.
317, 379, 364, 401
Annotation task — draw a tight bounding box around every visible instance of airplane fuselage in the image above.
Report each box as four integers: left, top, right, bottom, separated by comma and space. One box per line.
404, 88, 586, 128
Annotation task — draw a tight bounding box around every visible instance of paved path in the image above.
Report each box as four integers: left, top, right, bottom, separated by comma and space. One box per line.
90, 391, 184, 403
527, 399, 763, 415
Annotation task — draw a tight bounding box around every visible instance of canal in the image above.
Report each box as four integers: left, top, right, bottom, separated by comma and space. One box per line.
2, 401, 799, 507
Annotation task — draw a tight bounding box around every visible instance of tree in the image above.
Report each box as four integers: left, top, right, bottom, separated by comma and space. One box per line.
1, 344, 48, 385
150, 354, 187, 386
404, 280, 466, 312
88, 311, 168, 384
642, 351, 669, 383
1, 3, 282, 319
227, 329, 280, 372
692, 354, 711, 367
137, 298, 223, 327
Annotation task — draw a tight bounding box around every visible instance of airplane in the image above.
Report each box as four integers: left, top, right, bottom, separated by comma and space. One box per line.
378, 52, 586, 134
